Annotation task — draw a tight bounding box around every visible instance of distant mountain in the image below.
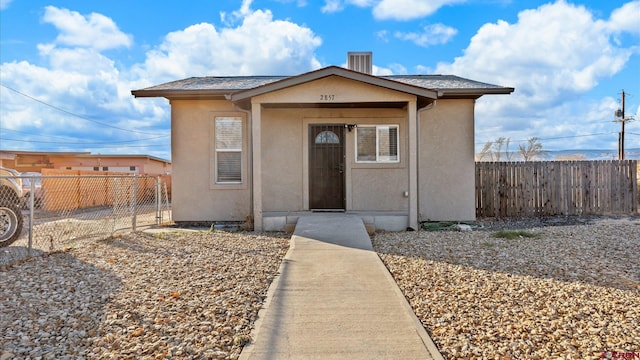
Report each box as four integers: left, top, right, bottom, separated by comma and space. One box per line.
476, 148, 640, 161
546, 148, 640, 161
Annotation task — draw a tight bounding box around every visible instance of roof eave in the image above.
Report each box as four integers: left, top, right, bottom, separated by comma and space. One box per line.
437, 87, 515, 99
131, 89, 232, 99
0, 150, 91, 156
79, 154, 171, 163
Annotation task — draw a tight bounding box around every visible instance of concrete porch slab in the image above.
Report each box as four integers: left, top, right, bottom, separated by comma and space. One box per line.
262, 211, 409, 232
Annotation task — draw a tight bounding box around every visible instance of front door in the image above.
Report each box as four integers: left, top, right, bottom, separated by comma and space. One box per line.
309, 124, 345, 210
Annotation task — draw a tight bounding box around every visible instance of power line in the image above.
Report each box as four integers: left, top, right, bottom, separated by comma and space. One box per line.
65, 143, 169, 148
0, 82, 166, 136
0, 134, 169, 145
0, 127, 83, 141
5, 143, 170, 150
1, 127, 169, 142
475, 132, 617, 145
530, 132, 615, 141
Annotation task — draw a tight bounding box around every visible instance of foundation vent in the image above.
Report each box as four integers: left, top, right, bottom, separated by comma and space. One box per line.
347, 52, 372, 74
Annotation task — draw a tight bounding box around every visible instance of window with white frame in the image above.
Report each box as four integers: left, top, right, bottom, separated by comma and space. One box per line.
214, 117, 243, 183
356, 125, 399, 163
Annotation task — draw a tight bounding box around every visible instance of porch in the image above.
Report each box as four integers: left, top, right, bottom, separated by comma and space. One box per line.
262, 210, 409, 233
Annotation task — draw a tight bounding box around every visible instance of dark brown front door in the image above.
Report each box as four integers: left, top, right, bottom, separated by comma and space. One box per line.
309, 124, 345, 210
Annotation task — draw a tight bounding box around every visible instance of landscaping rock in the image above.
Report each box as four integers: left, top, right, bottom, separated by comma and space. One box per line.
0, 231, 289, 359
373, 216, 640, 359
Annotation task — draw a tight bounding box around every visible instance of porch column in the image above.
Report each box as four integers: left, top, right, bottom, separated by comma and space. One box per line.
251, 102, 263, 231
408, 100, 419, 230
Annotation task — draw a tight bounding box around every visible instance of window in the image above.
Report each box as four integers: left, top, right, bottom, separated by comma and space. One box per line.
129, 166, 136, 171
315, 130, 340, 144
215, 117, 243, 183
356, 125, 399, 163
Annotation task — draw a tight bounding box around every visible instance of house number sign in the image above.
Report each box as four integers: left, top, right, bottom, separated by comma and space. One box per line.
320, 94, 335, 101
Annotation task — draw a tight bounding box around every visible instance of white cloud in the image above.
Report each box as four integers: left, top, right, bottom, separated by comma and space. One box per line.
388, 63, 408, 74
434, 1, 639, 150
321, 0, 344, 13
42, 6, 132, 51
0, 0, 13, 10
138, 8, 322, 81
221, 0, 254, 25
372, 65, 394, 75
394, 23, 457, 47
373, 0, 465, 20
375, 30, 390, 42
438, 1, 634, 101
274, 0, 309, 6
607, 0, 640, 35
0, 3, 324, 159
321, 0, 463, 19
2, 7, 165, 157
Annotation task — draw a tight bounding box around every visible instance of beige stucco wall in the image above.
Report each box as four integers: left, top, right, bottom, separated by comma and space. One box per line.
259, 108, 409, 213
167, 76, 478, 226
418, 99, 476, 221
255, 75, 416, 104
170, 99, 251, 222
259, 108, 305, 211
255, 77, 413, 214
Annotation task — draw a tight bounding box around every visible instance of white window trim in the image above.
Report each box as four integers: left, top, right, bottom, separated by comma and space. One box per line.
355, 124, 400, 163
210, 114, 247, 190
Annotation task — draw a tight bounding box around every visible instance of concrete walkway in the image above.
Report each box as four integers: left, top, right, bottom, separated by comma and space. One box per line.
240, 214, 443, 360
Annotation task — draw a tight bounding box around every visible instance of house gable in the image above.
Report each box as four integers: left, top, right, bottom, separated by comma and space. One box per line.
231, 66, 437, 108
251, 75, 417, 106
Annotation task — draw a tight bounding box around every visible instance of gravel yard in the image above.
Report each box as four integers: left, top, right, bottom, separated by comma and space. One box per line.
2, 216, 639, 360
0, 230, 289, 359
373, 216, 640, 360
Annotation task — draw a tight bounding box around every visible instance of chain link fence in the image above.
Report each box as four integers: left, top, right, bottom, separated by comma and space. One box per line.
0, 174, 171, 266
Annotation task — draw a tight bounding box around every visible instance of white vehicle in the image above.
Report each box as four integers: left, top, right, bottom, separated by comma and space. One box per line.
0, 167, 24, 247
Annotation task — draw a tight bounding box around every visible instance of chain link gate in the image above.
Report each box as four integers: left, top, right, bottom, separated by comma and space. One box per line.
0, 174, 171, 266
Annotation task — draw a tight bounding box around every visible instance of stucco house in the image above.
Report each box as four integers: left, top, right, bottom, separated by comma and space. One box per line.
132, 53, 513, 231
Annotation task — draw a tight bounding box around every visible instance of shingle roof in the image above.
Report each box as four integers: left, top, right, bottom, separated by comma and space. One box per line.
384, 75, 507, 90
132, 67, 513, 99
139, 76, 285, 92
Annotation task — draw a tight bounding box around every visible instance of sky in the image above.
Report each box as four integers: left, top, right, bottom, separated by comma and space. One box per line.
0, 0, 639, 161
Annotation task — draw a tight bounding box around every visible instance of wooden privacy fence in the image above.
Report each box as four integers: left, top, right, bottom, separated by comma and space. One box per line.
476, 160, 638, 217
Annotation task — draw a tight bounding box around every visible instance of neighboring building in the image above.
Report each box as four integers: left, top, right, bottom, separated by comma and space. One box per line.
0, 150, 171, 175
132, 52, 513, 231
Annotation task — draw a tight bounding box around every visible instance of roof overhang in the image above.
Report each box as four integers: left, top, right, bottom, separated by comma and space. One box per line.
0, 150, 91, 156
131, 89, 230, 100
75, 153, 170, 163
436, 87, 515, 99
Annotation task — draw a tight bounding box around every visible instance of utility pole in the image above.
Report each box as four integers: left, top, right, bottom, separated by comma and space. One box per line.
616, 90, 627, 160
